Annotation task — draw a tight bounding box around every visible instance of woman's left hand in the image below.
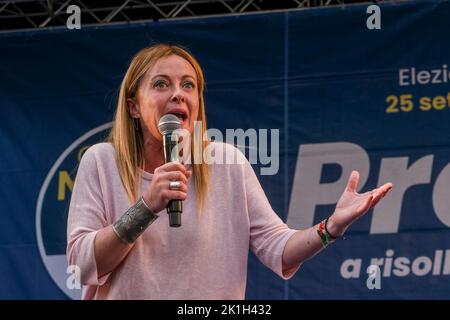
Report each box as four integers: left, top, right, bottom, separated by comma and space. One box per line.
326, 170, 393, 237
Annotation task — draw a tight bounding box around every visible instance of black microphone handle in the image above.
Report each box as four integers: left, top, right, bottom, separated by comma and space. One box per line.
162, 133, 183, 227
167, 200, 182, 227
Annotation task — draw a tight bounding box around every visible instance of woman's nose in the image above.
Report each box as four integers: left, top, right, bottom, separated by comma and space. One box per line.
170, 90, 185, 103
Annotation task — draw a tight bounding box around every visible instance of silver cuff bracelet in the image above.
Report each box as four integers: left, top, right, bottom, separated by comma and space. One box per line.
113, 196, 158, 244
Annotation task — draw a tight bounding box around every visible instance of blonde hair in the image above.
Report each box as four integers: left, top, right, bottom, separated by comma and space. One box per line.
108, 44, 209, 212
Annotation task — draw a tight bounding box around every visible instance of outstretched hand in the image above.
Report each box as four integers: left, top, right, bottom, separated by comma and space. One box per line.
327, 171, 393, 237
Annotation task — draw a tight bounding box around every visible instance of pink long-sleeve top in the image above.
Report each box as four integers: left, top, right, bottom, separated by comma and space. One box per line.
67, 141, 298, 299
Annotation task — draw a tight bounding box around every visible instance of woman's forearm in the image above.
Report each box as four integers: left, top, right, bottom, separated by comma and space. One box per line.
282, 224, 324, 274
94, 225, 135, 278
282, 216, 344, 273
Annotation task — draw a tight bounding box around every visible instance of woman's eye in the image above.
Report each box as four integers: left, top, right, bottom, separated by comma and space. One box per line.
183, 81, 195, 89
154, 81, 167, 89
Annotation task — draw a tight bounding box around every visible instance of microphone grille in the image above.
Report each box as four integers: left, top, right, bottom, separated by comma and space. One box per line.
158, 114, 181, 135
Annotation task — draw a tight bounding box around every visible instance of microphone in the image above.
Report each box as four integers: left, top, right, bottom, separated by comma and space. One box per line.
158, 114, 183, 227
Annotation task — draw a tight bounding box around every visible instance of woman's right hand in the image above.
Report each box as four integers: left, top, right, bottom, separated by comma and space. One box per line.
142, 162, 192, 213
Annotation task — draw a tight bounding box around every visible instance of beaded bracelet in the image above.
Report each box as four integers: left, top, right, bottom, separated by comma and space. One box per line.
325, 217, 340, 240
317, 218, 342, 248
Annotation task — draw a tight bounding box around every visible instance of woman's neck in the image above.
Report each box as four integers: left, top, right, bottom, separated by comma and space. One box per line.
142, 135, 165, 174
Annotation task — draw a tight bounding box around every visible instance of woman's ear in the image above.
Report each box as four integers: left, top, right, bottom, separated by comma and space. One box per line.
127, 98, 140, 118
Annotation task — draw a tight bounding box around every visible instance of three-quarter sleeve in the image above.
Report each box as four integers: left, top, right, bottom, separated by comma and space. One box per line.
66, 147, 110, 286
242, 154, 300, 280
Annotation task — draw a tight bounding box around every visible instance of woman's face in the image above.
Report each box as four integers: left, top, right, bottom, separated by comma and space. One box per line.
132, 54, 200, 141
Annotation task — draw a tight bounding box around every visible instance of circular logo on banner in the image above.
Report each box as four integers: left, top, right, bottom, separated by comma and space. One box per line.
35, 123, 112, 299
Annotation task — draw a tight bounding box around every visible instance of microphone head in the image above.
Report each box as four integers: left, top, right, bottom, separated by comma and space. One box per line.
158, 114, 181, 135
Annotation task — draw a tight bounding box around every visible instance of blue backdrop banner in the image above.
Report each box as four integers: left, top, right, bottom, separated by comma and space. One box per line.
0, 0, 449, 299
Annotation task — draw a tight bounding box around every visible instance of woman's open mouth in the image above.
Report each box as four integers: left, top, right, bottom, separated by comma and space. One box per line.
172, 112, 187, 122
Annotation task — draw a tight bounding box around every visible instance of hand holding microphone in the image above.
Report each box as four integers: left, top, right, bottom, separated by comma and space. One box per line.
142, 161, 191, 221
142, 114, 190, 227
